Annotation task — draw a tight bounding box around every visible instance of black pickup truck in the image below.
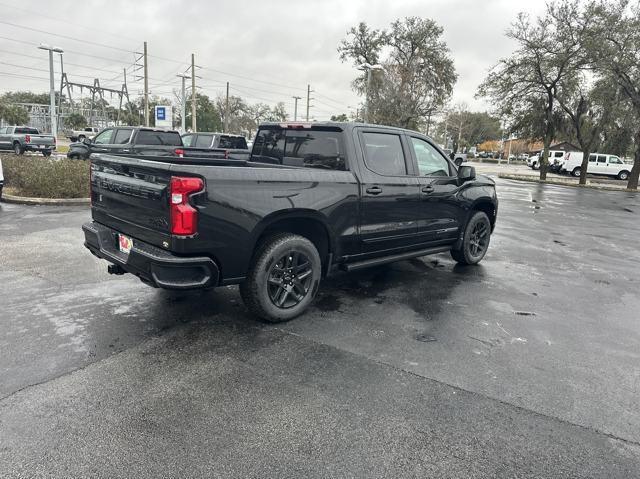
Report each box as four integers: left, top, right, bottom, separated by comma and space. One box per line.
83, 122, 498, 322
181, 132, 250, 160
67, 127, 185, 160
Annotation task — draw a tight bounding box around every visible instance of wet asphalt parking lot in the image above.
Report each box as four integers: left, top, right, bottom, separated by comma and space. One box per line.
1, 178, 639, 477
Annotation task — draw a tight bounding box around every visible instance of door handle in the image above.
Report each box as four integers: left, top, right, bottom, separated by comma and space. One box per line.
421, 185, 435, 193
366, 186, 383, 195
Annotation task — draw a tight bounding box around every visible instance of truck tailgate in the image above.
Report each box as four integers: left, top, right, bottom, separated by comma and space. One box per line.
90, 155, 173, 248
29, 135, 56, 147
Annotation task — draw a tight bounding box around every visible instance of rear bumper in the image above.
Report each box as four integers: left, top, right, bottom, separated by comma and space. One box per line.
24, 144, 55, 151
83, 221, 219, 289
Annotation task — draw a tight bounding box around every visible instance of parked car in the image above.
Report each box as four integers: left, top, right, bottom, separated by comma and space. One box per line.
67, 127, 184, 160
0, 157, 4, 200
181, 132, 250, 160
66, 127, 100, 142
0, 126, 56, 156
560, 152, 631, 180
83, 122, 498, 323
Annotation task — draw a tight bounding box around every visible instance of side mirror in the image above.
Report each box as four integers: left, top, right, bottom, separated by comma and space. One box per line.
83, 137, 93, 146
458, 165, 476, 182
454, 157, 463, 167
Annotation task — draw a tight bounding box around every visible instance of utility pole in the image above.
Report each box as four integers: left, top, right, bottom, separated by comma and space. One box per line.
306, 84, 313, 121
57, 52, 65, 125
176, 73, 190, 133
143, 41, 149, 126
225, 81, 230, 133
38, 44, 63, 138
292, 96, 302, 121
191, 53, 196, 132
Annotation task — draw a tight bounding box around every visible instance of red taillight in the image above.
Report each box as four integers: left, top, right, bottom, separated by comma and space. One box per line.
174, 148, 184, 158
170, 176, 204, 236
224, 149, 229, 159
25, 135, 31, 143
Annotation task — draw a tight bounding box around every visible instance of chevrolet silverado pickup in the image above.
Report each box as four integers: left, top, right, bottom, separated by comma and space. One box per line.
67, 127, 185, 160
83, 122, 498, 322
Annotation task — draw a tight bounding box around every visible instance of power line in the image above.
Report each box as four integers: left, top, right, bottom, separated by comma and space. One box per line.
0, 20, 135, 53
0, 48, 123, 75
0, 2, 139, 42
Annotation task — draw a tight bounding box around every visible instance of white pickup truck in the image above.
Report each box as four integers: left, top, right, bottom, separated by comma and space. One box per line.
67, 127, 100, 143
560, 152, 631, 180
527, 150, 568, 170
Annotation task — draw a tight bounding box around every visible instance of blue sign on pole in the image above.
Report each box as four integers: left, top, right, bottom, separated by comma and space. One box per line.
156, 107, 166, 121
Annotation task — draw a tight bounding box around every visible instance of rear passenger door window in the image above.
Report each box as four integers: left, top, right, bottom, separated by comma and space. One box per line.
361, 132, 408, 176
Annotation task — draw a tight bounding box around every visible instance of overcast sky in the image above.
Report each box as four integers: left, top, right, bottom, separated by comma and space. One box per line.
0, 0, 547, 120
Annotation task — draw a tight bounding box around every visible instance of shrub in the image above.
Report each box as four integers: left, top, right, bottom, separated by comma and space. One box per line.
2, 154, 89, 198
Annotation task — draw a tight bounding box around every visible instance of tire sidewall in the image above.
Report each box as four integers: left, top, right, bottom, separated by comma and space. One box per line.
252, 236, 321, 321
619, 171, 629, 181
461, 212, 491, 264
572, 168, 581, 177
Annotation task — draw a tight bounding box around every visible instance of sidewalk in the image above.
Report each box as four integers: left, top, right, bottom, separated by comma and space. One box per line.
469, 161, 631, 190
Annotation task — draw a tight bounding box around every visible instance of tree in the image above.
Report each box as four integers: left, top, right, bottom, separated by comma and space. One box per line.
65, 112, 87, 129
186, 94, 223, 132
556, 74, 623, 183
586, 0, 640, 189
0, 103, 29, 125
339, 17, 457, 130
478, 1, 588, 180
330, 114, 349, 122
437, 109, 501, 152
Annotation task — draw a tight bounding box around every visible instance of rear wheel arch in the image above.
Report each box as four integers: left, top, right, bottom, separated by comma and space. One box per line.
251, 211, 335, 275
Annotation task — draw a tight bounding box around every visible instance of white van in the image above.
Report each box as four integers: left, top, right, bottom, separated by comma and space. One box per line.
560, 152, 631, 180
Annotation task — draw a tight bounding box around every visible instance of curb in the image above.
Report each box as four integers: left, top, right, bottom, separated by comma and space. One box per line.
497, 174, 636, 192
1, 194, 90, 206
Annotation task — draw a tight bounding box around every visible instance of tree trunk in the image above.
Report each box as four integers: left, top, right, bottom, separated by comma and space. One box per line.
540, 130, 552, 181
540, 94, 554, 181
627, 127, 640, 190
578, 149, 591, 185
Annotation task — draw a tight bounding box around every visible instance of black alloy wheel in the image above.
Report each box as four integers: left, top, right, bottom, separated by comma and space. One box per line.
267, 251, 313, 309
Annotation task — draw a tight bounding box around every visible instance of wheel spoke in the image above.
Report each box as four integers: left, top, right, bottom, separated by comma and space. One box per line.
297, 268, 312, 281
275, 288, 289, 307
294, 261, 310, 273
268, 277, 283, 286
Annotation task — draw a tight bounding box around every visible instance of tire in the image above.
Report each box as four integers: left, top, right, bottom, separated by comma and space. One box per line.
532, 162, 539, 170
618, 170, 630, 181
13, 143, 23, 155
240, 233, 322, 323
42, 150, 52, 157
451, 211, 492, 265
572, 167, 581, 177
77, 135, 85, 142
0, 185, 3, 201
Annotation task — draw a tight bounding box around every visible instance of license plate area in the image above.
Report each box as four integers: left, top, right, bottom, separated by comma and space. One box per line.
118, 234, 133, 254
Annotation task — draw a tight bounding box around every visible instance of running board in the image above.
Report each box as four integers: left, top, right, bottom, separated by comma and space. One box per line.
341, 246, 452, 272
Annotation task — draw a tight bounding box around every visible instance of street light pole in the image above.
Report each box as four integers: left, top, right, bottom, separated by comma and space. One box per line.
38, 44, 63, 138
176, 74, 190, 133
292, 96, 302, 121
